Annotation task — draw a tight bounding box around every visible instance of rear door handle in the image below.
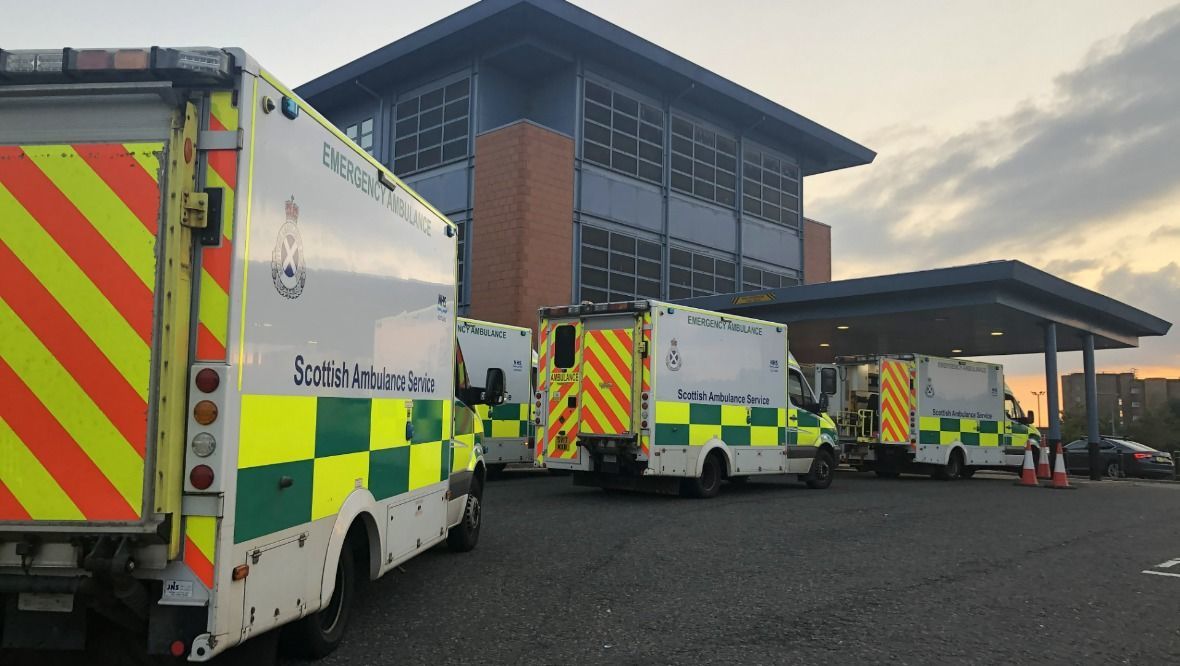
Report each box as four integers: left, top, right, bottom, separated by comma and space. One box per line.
567, 396, 576, 409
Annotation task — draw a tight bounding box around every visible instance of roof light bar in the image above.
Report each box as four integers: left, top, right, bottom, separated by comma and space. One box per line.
0, 47, 233, 85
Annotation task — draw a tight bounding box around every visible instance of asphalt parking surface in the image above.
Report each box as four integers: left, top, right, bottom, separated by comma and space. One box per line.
11, 470, 1180, 665
271, 469, 1180, 665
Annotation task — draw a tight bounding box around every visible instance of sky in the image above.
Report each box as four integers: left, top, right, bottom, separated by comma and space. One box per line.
4, 0, 1178, 417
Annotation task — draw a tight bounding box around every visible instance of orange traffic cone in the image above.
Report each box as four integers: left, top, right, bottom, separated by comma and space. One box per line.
1050, 442, 1074, 489
1018, 442, 1039, 487
1036, 444, 1052, 480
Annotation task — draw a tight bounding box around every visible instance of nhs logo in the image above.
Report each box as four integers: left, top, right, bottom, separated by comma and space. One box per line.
512, 359, 524, 372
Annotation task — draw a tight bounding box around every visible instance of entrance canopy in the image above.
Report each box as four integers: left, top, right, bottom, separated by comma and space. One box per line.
678, 261, 1171, 363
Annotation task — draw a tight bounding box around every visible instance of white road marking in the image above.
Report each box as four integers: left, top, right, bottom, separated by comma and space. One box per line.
1141, 570, 1180, 578
1155, 558, 1180, 568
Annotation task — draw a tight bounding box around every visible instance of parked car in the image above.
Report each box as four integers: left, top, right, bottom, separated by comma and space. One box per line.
1063, 437, 1176, 480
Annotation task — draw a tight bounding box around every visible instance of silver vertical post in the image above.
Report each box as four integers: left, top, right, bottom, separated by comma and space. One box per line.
1043, 323, 1062, 467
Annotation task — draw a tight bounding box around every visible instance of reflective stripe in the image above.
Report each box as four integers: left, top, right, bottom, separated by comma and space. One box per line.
0, 181, 151, 392
197, 91, 239, 361
0, 301, 144, 510
879, 359, 913, 443
579, 328, 633, 435
0, 415, 84, 520
184, 516, 217, 589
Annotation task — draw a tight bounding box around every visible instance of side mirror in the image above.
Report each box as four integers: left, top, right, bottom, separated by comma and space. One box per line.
820, 367, 837, 396
1025, 410, 1035, 425
818, 393, 830, 413
483, 367, 507, 406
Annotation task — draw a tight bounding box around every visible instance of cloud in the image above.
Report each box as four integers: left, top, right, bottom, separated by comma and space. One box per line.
811, 5, 1180, 271
1150, 224, 1180, 240
1094, 263, 1180, 367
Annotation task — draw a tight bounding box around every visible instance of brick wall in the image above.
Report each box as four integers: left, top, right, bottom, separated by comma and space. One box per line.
803, 218, 832, 284
469, 121, 575, 332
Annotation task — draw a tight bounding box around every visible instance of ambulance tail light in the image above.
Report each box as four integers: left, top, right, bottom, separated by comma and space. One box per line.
186, 364, 227, 494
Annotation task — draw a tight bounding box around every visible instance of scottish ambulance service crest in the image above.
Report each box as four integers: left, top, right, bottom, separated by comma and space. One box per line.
272, 196, 306, 299
666, 338, 682, 371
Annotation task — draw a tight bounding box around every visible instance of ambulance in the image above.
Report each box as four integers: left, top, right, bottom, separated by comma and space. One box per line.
536, 301, 838, 497
814, 354, 1041, 479
0, 47, 498, 661
457, 317, 534, 475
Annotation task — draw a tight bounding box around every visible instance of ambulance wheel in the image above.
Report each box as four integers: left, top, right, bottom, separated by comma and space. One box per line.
283, 542, 355, 658
682, 451, 723, 498
805, 449, 836, 489
933, 451, 964, 480
447, 477, 483, 552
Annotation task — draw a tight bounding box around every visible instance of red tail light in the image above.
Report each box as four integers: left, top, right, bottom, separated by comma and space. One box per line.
195, 368, 220, 393
190, 465, 214, 490
1133, 452, 1153, 459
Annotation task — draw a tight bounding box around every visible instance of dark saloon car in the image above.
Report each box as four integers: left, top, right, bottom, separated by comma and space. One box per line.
1064, 437, 1176, 480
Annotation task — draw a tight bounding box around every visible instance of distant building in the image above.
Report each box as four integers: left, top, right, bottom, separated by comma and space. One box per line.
296, 0, 872, 330
1062, 371, 1180, 433
802, 218, 831, 284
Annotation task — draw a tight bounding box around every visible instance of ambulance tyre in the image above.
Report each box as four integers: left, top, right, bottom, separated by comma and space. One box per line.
283, 538, 355, 658
805, 448, 836, 490
682, 451, 723, 499
447, 476, 483, 552
933, 450, 964, 481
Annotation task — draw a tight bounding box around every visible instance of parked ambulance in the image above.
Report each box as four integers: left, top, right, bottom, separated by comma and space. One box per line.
809, 354, 1041, 479
536, 301, 838, 497
458, 317, 534, 475
0, 46, 500, 661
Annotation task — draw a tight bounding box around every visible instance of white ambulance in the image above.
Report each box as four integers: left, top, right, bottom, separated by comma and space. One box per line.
457, 317, 534, 475
814, 354, 1041, 479
0, 47, 500, 661
537, 301, 838, 497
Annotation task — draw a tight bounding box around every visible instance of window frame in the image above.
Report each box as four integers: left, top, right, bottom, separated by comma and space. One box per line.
669, 114, 737, 208
579, 225, 662, 303
581, 78, 665, 185
742, 144, 801, 227
393, 76, 472, 176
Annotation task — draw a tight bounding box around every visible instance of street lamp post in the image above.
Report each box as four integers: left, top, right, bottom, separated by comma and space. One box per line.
1030, 390, 1045, 428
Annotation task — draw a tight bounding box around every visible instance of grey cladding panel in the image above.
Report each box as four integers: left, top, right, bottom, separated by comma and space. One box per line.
580, 169, 662, 232
0, 93, 173, 144
742, 217, 801, 269
668, 195, 736, 252
403, 166, 469, 214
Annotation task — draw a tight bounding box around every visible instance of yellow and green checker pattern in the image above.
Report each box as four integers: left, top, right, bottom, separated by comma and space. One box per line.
654, 402, 785, 446
476, 402, 531, 439
234, 395, 469, 544
918, 417, 1002, 446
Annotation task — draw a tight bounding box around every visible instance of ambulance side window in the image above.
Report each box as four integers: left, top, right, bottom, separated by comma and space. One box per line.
1004, 395, 1023, 421
788, 370, 807, 407
455, 343, 471, 391
554, 325, 576, 369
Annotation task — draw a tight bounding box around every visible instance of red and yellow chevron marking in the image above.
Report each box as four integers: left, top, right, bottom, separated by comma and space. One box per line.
879, 359, 913, 444
545, 320, 582, 460
579, 328, 634, 436
196, 92, 239, 360
535, 324, 550, 465
640, 318, 652, 456
0, 143, 162, 521
184, 516, 217, 589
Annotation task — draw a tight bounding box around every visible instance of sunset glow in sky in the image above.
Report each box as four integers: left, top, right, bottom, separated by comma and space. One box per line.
5, 0, 1176, 416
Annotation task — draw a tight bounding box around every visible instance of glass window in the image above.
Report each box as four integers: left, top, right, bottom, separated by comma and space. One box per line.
580, 225, 662, 302
393, 78, 471, 175
743, 146, 800, 226
582, 80, 663, 184
670, 115, 736, 208
670, 246, 737, 298
344, 119, 375, 154
454, 216, 468, 304
742, 266, 801, 291
789, 370, 807, 406
554, 326, 577, 369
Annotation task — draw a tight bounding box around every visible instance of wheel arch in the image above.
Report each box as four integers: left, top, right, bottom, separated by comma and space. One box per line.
693, 440, 733, 478
319, 490, 381, 608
